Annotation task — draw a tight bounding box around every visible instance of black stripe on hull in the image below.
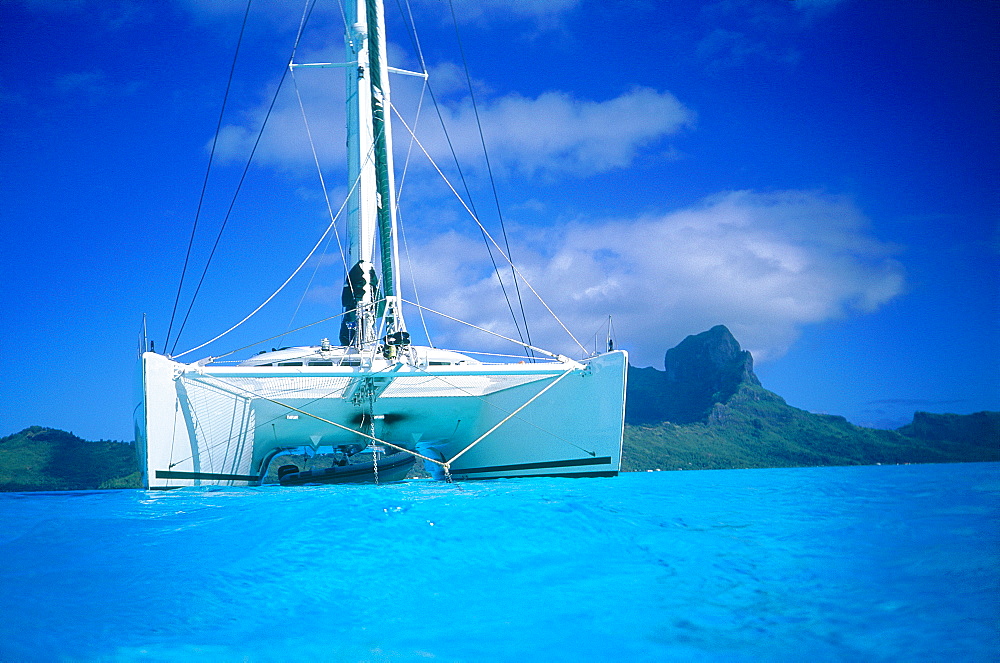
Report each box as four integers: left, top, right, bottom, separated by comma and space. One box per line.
155, 470, 259, 482
451, 455, 614, 476
455, 470, 619, 480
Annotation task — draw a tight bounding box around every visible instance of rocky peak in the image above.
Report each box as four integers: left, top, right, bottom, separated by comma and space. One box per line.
627, 325, 762, 425
664, 325, 760, 391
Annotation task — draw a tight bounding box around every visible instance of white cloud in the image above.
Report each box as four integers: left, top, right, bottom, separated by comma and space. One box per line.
172, 0, 288, 20
391, 190, 905, 367
215, 74, 693, 180
419, 87, 694, 177
49, 69, 144, 102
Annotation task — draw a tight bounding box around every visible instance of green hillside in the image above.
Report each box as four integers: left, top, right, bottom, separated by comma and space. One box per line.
623, 384, 998, 471
623, 326, 999, 471
0, 426, 139, 491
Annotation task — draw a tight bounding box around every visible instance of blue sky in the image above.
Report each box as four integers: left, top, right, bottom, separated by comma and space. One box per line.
1, 0, 997, 441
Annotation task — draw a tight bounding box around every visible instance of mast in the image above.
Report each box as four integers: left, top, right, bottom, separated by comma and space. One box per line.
340, 0, 405, 348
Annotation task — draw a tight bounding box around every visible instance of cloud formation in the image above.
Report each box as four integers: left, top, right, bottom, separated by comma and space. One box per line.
393, 190, 905, 367
53, 71, 109, 95
419, 87, 694, 177
216, 72, 693, 180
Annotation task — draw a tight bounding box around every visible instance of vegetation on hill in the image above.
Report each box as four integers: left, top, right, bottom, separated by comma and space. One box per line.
623, 384, 998, 471
897, 411, 1000, 449
623, 326, 998, 471
0, 426, 139, 491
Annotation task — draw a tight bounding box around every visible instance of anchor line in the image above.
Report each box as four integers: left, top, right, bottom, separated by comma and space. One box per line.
367, 390, 379, 484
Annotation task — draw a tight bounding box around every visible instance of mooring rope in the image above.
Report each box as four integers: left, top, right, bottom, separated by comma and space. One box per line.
389, 109, 589, 356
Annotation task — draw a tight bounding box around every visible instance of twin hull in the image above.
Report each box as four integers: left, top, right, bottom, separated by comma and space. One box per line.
135, 351, 628, 488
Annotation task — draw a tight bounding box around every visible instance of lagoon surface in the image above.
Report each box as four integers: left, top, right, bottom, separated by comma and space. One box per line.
1, 463, 997, 662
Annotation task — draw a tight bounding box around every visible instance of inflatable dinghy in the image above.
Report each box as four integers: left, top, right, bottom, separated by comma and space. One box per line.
277, 451, 415, 485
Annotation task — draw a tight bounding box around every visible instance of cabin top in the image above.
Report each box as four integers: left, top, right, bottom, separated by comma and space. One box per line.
237, 345, 481, 368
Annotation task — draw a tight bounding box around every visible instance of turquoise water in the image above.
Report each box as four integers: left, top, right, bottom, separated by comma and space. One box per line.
0, 463, 997, 662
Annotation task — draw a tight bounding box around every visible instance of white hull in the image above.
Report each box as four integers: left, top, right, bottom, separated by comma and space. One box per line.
135, 349, 627, 488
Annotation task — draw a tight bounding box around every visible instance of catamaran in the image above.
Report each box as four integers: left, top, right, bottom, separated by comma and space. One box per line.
135, 0, 627, 488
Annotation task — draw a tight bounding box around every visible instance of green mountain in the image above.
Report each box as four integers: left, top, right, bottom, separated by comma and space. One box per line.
623, 326, 999, 471
0, 426, 139, 491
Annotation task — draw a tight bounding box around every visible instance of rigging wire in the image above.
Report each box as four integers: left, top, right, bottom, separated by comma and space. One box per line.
401, 298, 575, 361
169, 0, 322, 355
168, 66, 293, 355
172, 164, 364, 361
274, 64, 354, 347
294, 0, 320, 58
169, 354, 594, 470
588, 315, 617, 356
396, 0, 427, 72
390, 0, 435, 348
447, 0, 534, 360
172, 103, 382, 360
164, 0, 254, 352
168, 0, 585, 361
444, 349, 557, 361
395, 11, 529, 355
392, 91, 436, 346
404, 364, 595, 457
276, 0, 351, 348
390, 0, 579, 357
176, 112, 382, 361
390, 108, 589, 356
425, 77, 530, 353
209, 309, 350, 362
275, 222, 341, 350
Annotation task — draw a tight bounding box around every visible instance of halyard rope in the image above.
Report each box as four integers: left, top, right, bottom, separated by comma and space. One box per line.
390, 107, 589, 356
172, 144, 373, 360
165, 0, 254, 353
400, 299, 573, 362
